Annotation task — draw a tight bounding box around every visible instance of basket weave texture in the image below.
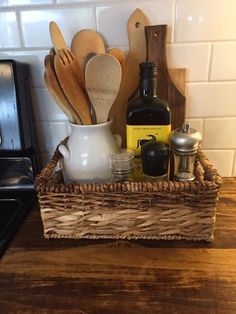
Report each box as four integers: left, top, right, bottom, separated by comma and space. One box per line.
35, 140, 222, 241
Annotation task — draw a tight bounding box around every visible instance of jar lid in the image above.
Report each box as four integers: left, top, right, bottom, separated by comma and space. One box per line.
141, 140, 169, 177
141, 140, 169, 157
170, 122, 202, 154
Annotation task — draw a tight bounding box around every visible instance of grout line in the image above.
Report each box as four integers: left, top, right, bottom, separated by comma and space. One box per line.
201, 148, 236, 151
207, 43, 213, 81
0, 47, 51, 52
94, 4, 99, 32
15, 8, 25, 48
187, 115, 236, 119
171, 0, 176, 44
0, 1, 96, 12
232, 151, 236, 176
172, 39, 236, 44
186, 80, 236, 85
202, 118, 205, 147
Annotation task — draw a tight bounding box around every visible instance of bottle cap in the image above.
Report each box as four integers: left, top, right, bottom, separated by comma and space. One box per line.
139, 62, 157, 78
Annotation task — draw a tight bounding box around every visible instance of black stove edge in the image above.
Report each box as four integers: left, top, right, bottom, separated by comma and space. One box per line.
0, 190, 37, 258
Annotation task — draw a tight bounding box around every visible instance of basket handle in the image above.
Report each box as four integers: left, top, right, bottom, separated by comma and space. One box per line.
35, 138, 68, 188
197, 150, 222, 187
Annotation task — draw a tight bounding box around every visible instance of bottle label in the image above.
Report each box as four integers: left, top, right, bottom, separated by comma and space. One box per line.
126, 124, 171, 155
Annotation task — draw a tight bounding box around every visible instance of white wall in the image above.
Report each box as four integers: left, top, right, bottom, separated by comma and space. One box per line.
0, 0, 236, 177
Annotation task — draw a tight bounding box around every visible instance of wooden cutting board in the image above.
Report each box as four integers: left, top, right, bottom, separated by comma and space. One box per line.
145, 25, 186, 130
109, 9, 150, 146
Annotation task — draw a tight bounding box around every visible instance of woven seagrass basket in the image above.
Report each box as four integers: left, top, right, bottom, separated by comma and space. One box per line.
35, 140, 222, 241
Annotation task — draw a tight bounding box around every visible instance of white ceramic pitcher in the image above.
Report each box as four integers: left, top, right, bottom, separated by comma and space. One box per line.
58, 120, 121, 183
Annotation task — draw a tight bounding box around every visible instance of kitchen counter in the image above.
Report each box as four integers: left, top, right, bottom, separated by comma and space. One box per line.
0, 177, 236, 314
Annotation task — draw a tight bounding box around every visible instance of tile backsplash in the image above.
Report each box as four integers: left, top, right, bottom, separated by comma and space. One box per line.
0, 0, 236, 177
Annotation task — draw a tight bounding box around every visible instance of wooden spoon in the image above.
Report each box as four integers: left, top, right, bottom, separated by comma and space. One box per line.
108, 48, 125, 71
54, 49, 93, 125
44, 54, 81, 124
71, 29, 105, 76
109, 9, 150, 146
85, 54, 122, 124
49, 21, 67, 53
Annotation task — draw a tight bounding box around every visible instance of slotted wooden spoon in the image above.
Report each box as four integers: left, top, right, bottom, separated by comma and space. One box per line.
54, 49, 92, 125
44, 54, 81, 124
85, 54, 122, 124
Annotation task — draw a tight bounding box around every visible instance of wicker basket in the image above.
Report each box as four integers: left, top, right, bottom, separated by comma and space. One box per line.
35, 140, 222, 241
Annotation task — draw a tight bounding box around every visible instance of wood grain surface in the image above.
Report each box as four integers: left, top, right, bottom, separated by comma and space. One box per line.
0, 177, 236, 314
145, 25, 186, 131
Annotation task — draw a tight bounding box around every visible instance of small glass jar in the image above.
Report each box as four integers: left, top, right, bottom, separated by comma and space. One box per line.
108, 149, 135, 182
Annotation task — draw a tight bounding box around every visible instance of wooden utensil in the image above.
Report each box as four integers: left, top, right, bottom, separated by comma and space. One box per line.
44, 54, 81, 124
145, 25, 186, 130
49, 21, 67, 53
109, 9, 150, 146
54, 49, 93, 125
85, 54, 122, 123
71, 29, 105, 76
108, 48, 125, 71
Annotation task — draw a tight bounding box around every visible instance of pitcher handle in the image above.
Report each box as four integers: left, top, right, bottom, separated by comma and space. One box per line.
58, 144, 70, 160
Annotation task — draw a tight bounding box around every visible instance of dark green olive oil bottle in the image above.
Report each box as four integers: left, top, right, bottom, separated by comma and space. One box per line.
126, 62, 171, 177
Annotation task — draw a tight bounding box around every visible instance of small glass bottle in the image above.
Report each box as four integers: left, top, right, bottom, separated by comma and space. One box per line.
126, 62, 171, 177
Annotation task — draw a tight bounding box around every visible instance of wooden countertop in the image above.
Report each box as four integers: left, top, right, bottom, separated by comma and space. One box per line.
0, 177, 236, 314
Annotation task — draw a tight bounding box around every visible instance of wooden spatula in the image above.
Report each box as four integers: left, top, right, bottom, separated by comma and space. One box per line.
44, 54, 81, 124
54, 49, 93, 125
108, 48, 125, 71
49, 21, 67, 53
109, 9, 150, 146
85, 54, 122, 124
71, 29, 105, 77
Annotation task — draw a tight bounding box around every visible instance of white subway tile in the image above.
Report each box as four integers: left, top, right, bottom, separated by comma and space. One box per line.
185, 118, 203, 136
0, 0, 52, 6
232, 153, 236, 177
96, 2, 138, 47
186, 82, 236, 117
175, 0, 236, 42
136, 0, 174, 42
36, 121, 68, 152
21, 6, 95, 47
210, 42, 236, 81
40, 151, 53, 168
0, 11, 20, 48
167, 43, 210, 82
203, 118, 236, 149
30, 88, 68, 122
203, 150, 234, 177
0, 50, 47, 87
96, 1, 174, 47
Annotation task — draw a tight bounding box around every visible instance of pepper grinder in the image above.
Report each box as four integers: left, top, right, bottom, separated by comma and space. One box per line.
170, 122, 202, 182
